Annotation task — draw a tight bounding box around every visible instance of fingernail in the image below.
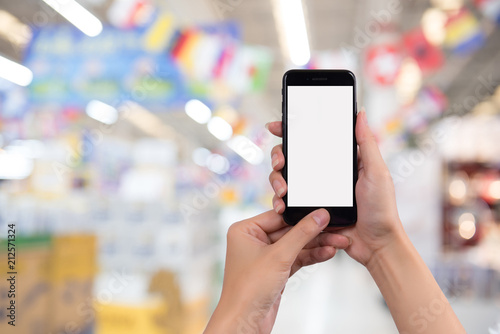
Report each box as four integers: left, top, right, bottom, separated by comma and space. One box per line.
265, 122, 270, 130
347, 236, 353, 246
272, 154, 279, 168
274, 202, 283, 214
312, 210, 329, 227
273, 180, 285, 197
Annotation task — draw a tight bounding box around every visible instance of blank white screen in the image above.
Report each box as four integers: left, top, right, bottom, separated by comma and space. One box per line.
287, 86, 353, 207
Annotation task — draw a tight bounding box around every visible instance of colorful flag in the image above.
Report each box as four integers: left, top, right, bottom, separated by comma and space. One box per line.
169, 23, 272, 96
403, 28, 444, 73
365, 44, 403, 85
444, 9, 485, 54
107, 0, 155, 29
143, 12, 175, 53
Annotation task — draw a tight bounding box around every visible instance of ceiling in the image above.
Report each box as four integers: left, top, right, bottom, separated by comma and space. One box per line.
0, 0, 499, 151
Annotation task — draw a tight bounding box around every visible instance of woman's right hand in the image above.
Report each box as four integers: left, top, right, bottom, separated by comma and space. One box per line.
267, 110, 407, 267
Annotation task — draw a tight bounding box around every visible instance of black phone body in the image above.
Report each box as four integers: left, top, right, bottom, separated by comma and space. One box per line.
282, 69, 358, 226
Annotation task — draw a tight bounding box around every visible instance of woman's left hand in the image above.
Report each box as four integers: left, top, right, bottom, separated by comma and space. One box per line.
204, 209, 350, 334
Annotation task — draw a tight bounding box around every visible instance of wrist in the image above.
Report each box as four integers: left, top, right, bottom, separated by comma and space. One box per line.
205, 292, 255, 333
205, 300, 240, 333
365, 221, 429, 299
365, 221, 411, 274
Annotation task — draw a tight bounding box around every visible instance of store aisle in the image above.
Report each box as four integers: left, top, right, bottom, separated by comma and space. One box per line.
272, 252, 397, 334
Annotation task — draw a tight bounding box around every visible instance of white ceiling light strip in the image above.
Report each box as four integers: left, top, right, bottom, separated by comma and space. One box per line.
0, 55, 33, 86
271, 0, 311, 66
42, 0, 103, 37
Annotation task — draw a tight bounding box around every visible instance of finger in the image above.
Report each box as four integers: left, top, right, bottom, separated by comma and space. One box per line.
247, 210, 288, 234
268, 225, 292, 243
356, 110, 387, 177
304, 232, 351, 250
269, 229, 349, 249
273, 209, 330, 262
271, 144, 284, 171
269, 170, 287, 198
357, 147, 364, 174
272, 194, 285, 214
266, 121, 282, 137
290, 246, 337, 276
326, 225, 356, 243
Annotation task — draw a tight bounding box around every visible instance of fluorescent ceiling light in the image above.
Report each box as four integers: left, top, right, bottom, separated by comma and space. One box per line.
192, 147, 211, 166
0, 55, 33, 86
206, 153, 229, 174
395, 58, 422, 104
272, 0, 311, 66
489, 180, 500, 200
421, 8, 447, 46
0, 10, 32, 47
227, 135, 264, 165
0, 151, 34, 180
185, 99, 212, 124
207, 116, 233, 141
6, 140, 45, 159
458, 212, 476, 240
42, 0, 103, 37
86, 100, 119, 125
431, 0, 463, 11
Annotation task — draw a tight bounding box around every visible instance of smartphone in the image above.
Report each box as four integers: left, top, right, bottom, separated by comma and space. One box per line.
282, 69, 357, 226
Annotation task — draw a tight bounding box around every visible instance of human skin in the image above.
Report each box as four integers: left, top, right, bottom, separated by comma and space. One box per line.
268, 110, 465, 334
204, 209, 351, 333
205, 111, 465, 334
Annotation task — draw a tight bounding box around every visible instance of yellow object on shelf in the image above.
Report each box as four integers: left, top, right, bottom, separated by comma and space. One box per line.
49, 234, 97, 282
95, 300, 169, 334
0, 234, 98, 334
0, 236, 51, 334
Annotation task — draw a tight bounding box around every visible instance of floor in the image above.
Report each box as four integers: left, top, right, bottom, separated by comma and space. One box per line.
271, 251, 500, 334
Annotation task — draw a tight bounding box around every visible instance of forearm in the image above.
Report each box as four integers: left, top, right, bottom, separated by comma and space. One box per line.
366, 226, 465, 334
204, 304, 238, 334
204, 293, 263, 334
205, 295, 249, 334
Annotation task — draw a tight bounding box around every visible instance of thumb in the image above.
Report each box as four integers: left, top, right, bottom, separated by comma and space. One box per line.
356, 110, 386, 175
274, 209, 330, 262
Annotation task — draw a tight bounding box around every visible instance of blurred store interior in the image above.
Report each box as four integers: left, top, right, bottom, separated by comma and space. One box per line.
0, 0, 500, 333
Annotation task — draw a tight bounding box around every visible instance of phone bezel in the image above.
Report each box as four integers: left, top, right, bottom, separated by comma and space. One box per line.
282, 69, 358, 226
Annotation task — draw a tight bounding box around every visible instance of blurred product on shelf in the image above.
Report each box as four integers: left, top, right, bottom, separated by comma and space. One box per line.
0, 234, 96, 334
0, 236, 50, 333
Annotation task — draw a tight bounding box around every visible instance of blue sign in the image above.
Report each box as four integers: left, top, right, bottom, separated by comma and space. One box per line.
24, 25, 187, 109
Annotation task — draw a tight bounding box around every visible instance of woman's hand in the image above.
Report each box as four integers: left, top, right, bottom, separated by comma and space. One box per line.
267, 110, 405, 267
265, 111, 466, 333
204, 209, 350, 334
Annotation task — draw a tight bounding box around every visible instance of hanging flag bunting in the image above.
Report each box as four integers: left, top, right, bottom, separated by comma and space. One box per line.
365, 44, 403, 85
143, 12, 176, 53
444, 9, 485, 54
107, 0, 155, 29
474, 0, 500, 24
213, 42, 236, 80
403, 27, 444, 74
222, 45, 273, 93
170, 28, 203, 75
169, 22, 272, 98
307, 50, 358, 73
